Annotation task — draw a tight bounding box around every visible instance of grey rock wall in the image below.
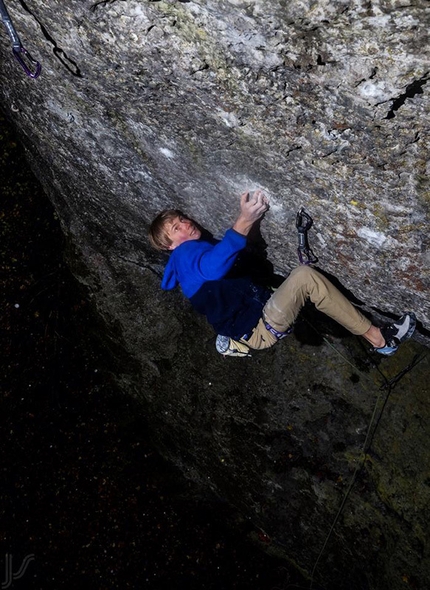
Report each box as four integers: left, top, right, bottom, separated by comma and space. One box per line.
1, 1, 429, 588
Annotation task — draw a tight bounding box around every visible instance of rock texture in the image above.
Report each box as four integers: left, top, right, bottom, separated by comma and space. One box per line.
1, 1, 429, 588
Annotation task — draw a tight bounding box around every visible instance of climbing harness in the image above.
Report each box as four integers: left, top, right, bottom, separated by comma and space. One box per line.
296, 207, 318, 265
0, 0, 41, 78
264, 322, 292, 340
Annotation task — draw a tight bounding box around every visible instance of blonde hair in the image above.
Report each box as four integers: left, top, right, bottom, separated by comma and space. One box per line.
149, 209, 186, 251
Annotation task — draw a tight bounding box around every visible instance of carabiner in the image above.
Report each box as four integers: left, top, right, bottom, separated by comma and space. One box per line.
296, 207, 313, 233
13, 45, 41, 78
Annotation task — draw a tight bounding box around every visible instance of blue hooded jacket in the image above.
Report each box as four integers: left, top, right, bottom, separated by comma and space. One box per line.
161, 229, 271, 338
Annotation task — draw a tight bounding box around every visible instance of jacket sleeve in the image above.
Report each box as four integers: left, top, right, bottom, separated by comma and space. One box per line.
193, 229, 246, 280
164, 229, 248, 298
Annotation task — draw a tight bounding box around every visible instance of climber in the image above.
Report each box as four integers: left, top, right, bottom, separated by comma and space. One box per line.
149, 190, 416, 357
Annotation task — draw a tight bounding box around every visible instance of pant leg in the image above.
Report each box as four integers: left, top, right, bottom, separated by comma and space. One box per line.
263, 266, 372, 336
243, 318, 278, 350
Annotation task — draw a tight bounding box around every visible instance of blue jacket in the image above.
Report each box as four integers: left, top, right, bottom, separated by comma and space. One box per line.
161, 229, 271, 338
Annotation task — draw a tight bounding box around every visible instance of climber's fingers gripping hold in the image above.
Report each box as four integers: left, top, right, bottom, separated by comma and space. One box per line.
239, 190, 269, 223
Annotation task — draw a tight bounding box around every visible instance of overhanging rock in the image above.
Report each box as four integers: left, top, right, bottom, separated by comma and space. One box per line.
1, 1, 429, 588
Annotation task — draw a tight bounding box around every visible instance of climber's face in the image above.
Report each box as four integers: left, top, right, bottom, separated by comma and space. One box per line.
165, 216, 201, 250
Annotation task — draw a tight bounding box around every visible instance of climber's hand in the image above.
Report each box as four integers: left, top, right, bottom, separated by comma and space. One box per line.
233, 190, 269, 235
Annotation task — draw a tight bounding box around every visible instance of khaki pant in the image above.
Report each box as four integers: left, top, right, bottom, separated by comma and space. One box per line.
245, 266, 371, 351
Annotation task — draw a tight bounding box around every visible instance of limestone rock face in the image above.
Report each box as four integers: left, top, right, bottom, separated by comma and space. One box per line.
1, 1, 429, 588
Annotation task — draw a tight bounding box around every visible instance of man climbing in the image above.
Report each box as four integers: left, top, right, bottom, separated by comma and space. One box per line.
149, 190, 416, 357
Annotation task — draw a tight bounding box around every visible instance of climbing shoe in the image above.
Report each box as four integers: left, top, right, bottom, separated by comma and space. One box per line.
374, 312, 416, 356
216, 335, 251, 357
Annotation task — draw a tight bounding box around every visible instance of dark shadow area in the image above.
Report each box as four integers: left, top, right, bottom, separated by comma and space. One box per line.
234, 215, 285, 288
385, 73, 429, 119
1, 111, 312, 589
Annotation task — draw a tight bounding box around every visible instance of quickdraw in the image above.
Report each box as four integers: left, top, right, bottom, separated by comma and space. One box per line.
296, 207, 318, 265
0, 0, 41, 78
